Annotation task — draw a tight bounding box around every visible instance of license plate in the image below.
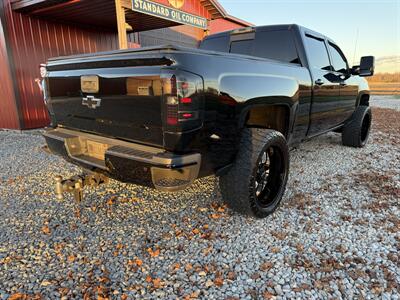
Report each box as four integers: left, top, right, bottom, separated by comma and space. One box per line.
81, 75, 99, 93
86, 140, 108, 160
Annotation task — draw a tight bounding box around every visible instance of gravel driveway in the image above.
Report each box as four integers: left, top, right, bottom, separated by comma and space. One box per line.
0, 96, 399, 300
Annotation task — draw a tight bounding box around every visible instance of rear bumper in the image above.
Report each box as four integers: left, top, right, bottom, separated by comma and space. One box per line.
43, 128, 201, 192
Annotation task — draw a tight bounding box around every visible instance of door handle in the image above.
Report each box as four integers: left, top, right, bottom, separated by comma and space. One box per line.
315, 79, 324, 86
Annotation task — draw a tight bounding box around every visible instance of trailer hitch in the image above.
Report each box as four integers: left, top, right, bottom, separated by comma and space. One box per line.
54, 173, 109, 202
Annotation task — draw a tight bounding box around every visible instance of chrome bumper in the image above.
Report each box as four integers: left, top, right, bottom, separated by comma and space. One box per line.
43, 128, 201, 192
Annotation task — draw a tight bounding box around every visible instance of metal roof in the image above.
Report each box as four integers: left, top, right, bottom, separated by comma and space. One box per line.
11, 0, 229, 31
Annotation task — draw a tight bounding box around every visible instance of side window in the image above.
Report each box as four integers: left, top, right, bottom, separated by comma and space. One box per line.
328, 43, 348, 73
253, 30, 300, 64
230, 39, 254, 56
305, 35, 331, 70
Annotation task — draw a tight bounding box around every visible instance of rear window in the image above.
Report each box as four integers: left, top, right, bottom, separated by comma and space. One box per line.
200, 29, 300, 65
199, 35, 229, 52
230, 39, 253, 55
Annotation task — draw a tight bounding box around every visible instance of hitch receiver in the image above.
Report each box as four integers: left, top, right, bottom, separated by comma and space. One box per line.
54, 173, 109, 202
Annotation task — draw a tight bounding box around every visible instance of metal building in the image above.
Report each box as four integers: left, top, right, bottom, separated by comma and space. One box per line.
0, 0, 251, 129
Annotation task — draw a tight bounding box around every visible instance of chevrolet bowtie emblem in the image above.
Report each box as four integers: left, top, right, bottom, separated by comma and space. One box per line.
82, 95, 101, 109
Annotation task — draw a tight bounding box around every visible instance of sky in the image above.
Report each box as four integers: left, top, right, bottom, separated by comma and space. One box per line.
218, 0, 400, 73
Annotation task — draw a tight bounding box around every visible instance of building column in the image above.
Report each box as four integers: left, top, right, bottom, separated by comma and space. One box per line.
115, 0, 128, 49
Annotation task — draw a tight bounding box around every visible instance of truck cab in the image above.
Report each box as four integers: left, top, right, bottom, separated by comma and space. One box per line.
200, 25, 371, 143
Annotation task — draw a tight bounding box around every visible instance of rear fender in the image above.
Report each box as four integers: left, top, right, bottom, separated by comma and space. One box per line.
219, 73, 299, 105
218, 74, 298, 137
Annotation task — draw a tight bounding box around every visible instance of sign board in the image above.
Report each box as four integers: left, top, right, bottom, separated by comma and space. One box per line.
132, 0, 208, 30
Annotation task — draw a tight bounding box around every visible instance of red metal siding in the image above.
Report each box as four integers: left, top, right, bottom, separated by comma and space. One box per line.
209, 18, 244, 34
151, 0, 213, 20
0, 17, 19, 129
2, 0, 119, 129
172, 24, 203, 41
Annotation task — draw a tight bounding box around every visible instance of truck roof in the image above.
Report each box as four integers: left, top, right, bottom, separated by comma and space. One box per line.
204, 24, 298, 39
203, 24, 330, 42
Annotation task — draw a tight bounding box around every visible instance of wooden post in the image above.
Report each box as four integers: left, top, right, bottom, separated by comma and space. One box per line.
203, 20, 210, 39
115, 0, 128, 49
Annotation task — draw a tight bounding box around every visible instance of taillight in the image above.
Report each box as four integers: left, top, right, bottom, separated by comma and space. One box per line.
161, 70, 203, 132
180, 97, 192, 104
182, 113, 193, 119
165, 75, 179, 126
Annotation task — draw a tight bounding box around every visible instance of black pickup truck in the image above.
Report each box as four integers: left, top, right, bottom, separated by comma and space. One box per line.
43, 24, 374, 218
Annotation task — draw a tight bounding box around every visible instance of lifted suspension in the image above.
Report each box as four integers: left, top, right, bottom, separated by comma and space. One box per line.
54, 173, 109, 202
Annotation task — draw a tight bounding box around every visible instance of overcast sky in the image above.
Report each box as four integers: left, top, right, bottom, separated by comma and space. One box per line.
218, 0, 400, 73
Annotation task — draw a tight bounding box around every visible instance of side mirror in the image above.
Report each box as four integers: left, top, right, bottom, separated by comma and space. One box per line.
359, 56, 375, 77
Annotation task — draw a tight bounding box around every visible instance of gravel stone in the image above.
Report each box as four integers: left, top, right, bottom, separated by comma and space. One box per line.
371, 95, 400, 110
0, 96, 399, 299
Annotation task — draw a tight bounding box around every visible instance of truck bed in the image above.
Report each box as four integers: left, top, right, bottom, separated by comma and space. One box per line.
46, 44, 286, 70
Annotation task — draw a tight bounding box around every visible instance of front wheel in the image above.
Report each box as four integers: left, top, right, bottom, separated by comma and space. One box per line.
219, 128, 289, 218
342, 105, 372, 147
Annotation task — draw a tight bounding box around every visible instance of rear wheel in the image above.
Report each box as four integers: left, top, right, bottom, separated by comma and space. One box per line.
342, 105, 372, 147
219, 128, 289, 218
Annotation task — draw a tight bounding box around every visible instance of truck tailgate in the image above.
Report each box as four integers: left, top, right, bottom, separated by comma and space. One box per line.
47, 66, 166, 147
